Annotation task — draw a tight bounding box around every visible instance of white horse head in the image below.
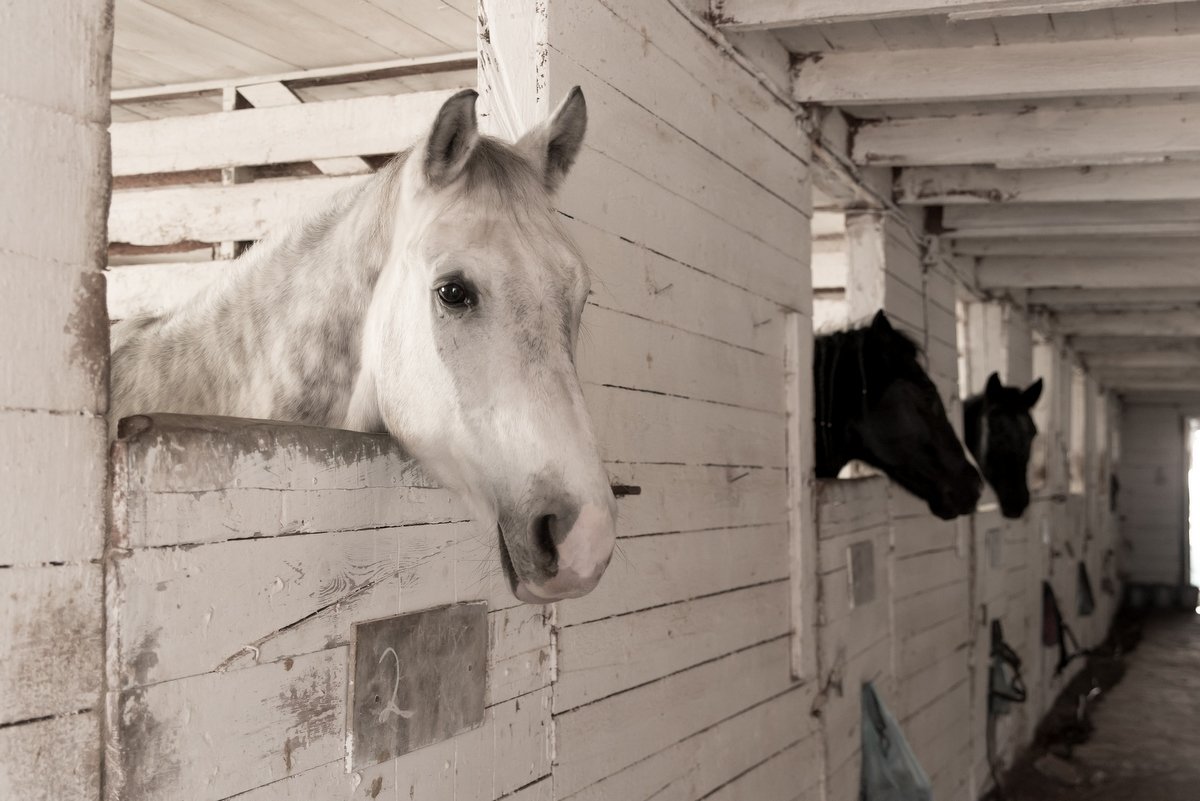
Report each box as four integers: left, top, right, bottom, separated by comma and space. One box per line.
112, 89, 616, 604
355, 89, 616, 602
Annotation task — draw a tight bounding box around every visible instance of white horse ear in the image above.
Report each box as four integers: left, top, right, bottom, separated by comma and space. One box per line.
424, 89, 480, 187
519, 86, 587, 193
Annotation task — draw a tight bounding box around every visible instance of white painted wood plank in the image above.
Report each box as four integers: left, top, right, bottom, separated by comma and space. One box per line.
560, 220, 793, 355
110, 415, 463, 548
787, 310, 819, 680
945, 201, 1200, 237
952, 235, 1200, 257
107, 522, 525, 690
555, 581, 790, 711
583, 384, 786, 468
109, 176, 364, 246
795, 34, 1200, 105
1030, 287, 1200, 307
557, 524, 790, 626
0, 565, 101, 724
577, 306, 785, 413
854, 102, 1200, 168
703, 736, 823, 801
112, 89, 456, 175
898, 162, 1200, 205
546, 1, 810, 210
561, 143, 810, 312
548, 49, 807, 259
977, 255, 1200, 289
602, 462, 787, 538
106, 261, 228, 320
553, 637, 796, 799
562, 684, 818, 801
0, 713, 99, 801
0, 410, 106, 565
716, 0, 1176, 29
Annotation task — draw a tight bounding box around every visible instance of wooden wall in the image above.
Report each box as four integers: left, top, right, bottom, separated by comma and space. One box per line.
0, 3, 112, 800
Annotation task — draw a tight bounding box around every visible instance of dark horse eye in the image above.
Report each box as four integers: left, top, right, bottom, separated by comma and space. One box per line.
437, 282, 470, 307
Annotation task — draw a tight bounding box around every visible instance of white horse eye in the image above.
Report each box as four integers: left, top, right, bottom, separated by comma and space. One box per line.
437, 282, 471, 307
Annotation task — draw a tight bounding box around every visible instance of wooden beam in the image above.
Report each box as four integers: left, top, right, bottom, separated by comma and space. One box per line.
1070, 336, 1200, 353
795, 34, 1200, 105
1084, 351, 1200, 369
112, 89, 456, 176
898, 163, 1200, 205
1028, 287, 1200, 308
810, 108, 891, 211
978, 255, 1200, 290
1053, 309, 1200, 336
853, 102, 1200, 168
945, 201, 1200, 238
952, 236, 1200, 258
109, 176, 363, 247
111, 52, 476, 104
713, 0, 1175, 29
236, 82, 373, 176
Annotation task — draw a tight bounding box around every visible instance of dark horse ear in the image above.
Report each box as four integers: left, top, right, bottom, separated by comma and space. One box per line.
985, 372, 1004, 401
518, 86, 587, 193
1022, 378, 1044, 409
424, 89, 480, 188
869, 310, 894, 338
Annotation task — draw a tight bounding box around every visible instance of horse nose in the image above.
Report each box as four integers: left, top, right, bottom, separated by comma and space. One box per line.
515, 500, 616, 604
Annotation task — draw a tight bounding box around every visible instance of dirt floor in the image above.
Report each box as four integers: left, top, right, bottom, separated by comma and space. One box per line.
998, 612, 1200, 801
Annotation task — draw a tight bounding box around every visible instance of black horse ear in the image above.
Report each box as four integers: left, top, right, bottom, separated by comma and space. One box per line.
985, 372, 1004, 400
869, 310, 894, 337
424, 89, 480, 187
1022, 378, 1044, 409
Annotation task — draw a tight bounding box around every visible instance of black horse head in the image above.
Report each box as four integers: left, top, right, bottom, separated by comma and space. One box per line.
815, 311, 982, 520
964, 372, 1043, 519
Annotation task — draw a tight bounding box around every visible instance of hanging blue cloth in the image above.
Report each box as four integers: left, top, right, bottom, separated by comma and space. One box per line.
860, 682, 933, 801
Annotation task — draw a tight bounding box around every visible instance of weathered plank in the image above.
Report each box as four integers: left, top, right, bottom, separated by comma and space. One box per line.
563, 685, 818, 801
577, 306, 785, 413
0, 409, 106, 565
854, 102, 1200, 168
553, 637, 796, 798
583, 384, 787, 468
110, 414, 463, 548
112, 89, 457, 175
898, 162, 1200, 205
0, 565, 101, 724
0, 712, 100, 801
945, 201, 1200, 238
794, 34, 1200, 105
555, 581, 790, 711
715, 0, 1176, 29
557, 524, 789, 627
1054, 309, 1200, 337
106, 261, 227, 320
107, 522, 528, 690
109, 176, 364, 246
977, 255, 1200, 290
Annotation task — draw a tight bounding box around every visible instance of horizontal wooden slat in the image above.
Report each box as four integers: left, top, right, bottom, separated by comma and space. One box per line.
979, 255, 1200, 290
794, 34, 1200, 105
555, 581, 789, 711
0, 713, 99, 801
557, 524, 790, 626
1029, 287, 1200, 308
952, 235, 1200, 258
553, 637, 796, 799
854, 102, 1200, 168
946, 201, 1200, 238
112, 89, 456, 175
109, 176, 363, 246
106, 261, 226, 320
899, 163, 1200, 205
714, 0, 1175, 29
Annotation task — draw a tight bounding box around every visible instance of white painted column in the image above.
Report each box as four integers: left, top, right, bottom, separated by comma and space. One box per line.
0, 2, 113, 800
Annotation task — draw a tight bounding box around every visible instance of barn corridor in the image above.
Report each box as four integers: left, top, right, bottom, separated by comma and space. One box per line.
1007, 614, 1200, 801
